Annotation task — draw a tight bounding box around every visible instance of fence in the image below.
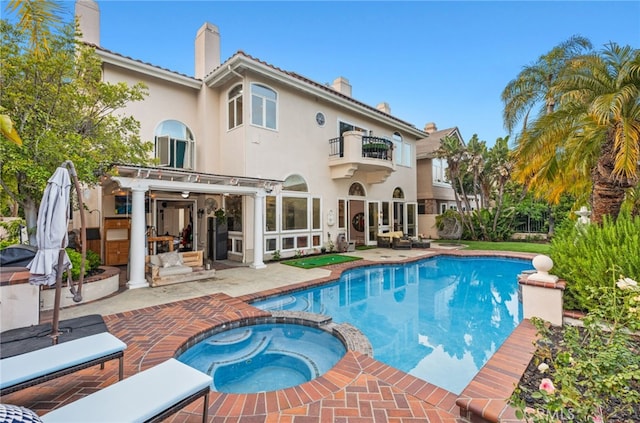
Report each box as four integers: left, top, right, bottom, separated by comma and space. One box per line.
514, 211, 548, 233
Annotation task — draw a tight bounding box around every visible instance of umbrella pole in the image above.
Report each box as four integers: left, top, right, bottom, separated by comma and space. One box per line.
51, 247, 66, 344
63, 161, 85, 301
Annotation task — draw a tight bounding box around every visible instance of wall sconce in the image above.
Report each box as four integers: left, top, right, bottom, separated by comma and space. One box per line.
197, 208, 205, 219
181, 191, 190, 199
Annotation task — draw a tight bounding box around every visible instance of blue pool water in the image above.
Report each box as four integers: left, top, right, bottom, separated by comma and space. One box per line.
252, 256, 532, 394
178, 323, 346, 393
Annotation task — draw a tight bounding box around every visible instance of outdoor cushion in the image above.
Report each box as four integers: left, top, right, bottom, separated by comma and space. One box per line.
149, 254, 162, 267
157, 264, 193, 277
0, 332, 126, 390
158, 251, 183, 268
40, 358, 212, 423
0, 404, 42, 423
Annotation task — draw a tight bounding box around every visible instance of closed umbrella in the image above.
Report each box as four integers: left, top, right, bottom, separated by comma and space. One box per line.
28, 166, 72, 287
27, 161, 86, 343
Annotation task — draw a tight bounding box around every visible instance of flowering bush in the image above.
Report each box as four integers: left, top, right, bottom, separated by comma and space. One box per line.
510, 273, 640, 422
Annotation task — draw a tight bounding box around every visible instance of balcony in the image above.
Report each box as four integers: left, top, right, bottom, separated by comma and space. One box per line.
328, 132, 395, 183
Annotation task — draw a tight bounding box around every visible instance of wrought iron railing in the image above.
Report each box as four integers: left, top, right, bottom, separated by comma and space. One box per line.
361, 136, 393, 161
329, 137, 343, 157
328, 136, 393, 161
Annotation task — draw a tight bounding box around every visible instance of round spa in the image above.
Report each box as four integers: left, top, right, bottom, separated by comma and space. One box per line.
177, 323, 347, 393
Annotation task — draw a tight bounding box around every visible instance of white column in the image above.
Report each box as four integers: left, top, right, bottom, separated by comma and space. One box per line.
127, 187, 149, 289
250, 191, 266, 269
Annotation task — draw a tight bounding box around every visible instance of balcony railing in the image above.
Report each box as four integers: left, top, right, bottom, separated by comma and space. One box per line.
329, 136, 394, 162
328, 132, 396, 183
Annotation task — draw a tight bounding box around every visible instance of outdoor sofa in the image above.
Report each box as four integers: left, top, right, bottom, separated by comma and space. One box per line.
146, 250, 216, 287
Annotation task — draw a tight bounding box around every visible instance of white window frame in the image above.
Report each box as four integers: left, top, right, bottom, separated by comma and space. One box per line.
392, 132, 412, 167
432, 157, 450, 186
227, 84, 243, 130
155, 135, 194, 170
251, 83, 277, 130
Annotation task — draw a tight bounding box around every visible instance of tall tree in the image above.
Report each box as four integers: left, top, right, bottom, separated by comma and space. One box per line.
501, 35, 593, 135
512, 43, 640, 223
435, 135, 477, 238
0, 16, 153, 242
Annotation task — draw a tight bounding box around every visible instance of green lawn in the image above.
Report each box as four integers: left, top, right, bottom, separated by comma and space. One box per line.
435, 240, 551, 254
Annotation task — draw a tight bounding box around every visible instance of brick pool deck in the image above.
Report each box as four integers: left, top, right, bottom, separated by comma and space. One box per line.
1, 250, 538, 422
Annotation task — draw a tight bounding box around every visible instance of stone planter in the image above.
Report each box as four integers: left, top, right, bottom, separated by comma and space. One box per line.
40, 266, 120, 311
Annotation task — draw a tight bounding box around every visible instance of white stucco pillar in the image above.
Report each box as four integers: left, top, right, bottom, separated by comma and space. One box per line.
127, 187, 149, 289
251, 191, 266, 269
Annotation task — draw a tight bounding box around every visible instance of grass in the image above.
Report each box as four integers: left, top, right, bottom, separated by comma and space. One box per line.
281, 254, 362, 269
436, 240, 551, 254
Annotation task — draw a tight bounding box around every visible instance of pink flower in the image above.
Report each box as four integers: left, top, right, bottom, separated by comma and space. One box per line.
591, 415, 603, 423
539, 378, 555, 394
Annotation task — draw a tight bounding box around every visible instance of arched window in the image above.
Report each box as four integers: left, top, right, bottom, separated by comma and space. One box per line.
251, 83, 277, 130
283, 174, 308, 192
155, 120, 194, 170
348, 182, 365, 196
228, 84, 243, 130
393, 187, 405, 198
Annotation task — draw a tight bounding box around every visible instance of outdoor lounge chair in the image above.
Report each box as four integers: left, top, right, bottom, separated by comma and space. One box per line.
0, 332, 126, 395
39, 358, 212, 423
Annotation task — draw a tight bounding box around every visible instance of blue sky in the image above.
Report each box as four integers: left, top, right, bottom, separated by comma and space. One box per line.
10, 1, 640, 145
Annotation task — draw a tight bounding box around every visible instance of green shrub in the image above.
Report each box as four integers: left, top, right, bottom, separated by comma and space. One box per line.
64, 248, 100, 281
550, 213, 640, 312
0, 218, 25, 248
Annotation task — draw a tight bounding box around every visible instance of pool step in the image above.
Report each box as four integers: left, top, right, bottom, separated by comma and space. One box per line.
205, 334, 272, 376
203, 328, 254, 354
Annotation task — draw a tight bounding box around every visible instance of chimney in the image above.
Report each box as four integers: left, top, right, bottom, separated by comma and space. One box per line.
424, 122, 437, 133
331, 77, 352, 97
75, 0, 100, 46
195, 23, 220, 79
376, 102, 391, 114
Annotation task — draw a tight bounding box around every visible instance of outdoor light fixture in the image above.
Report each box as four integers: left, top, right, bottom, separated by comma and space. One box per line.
181, 191, 190, 199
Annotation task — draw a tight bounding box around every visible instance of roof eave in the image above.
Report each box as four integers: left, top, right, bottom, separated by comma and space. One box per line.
95, 49, 202, 89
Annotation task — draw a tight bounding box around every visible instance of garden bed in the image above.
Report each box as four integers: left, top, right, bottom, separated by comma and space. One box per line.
514, 324, 640, 422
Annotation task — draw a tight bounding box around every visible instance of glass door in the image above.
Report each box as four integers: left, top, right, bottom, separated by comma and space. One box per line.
406, 202, 417, 237
367, 201, 379, 245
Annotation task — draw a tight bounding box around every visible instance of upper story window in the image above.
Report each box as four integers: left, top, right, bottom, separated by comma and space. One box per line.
251, 83, 277, 130
393, 187, 405, 199
339, 121, 367, 136
155, 120, 194, 170
432, 158, 450, 185
392, 132, 412, 167
228, 84, 243, 130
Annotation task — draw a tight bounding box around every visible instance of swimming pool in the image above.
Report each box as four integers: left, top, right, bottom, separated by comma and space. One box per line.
252, 255, 532, 394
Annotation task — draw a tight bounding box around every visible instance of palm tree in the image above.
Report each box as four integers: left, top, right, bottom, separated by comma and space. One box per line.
5, 0, 64, 58
513, 43, 640, 224
501, 35, 593, 135
435, 135, 477, 238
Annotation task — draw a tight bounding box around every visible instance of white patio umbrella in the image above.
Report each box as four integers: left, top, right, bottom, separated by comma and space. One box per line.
27, 161, 86, 342
28, 166, 72, 287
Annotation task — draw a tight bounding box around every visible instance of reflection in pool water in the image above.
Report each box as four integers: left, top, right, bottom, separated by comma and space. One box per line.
178, 323, 346, 393
253, 256, 532, 394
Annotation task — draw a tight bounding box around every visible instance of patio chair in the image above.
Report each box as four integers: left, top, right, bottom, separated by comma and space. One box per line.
392, 236, 412, 250
39, 358, 212, 423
